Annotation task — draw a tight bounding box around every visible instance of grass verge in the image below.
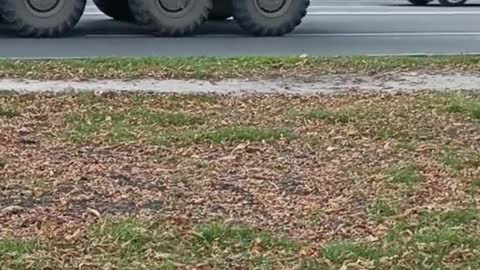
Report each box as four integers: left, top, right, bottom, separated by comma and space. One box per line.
2, 211, 480, 269
1, 55, 480, 80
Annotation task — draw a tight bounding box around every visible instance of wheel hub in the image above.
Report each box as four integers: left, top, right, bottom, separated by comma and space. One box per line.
27, 0, 60, 12
255, 0, 287, 13
157, 0, 191, 12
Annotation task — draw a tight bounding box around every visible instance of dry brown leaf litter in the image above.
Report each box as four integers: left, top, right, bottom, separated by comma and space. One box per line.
0, 91, 479, 269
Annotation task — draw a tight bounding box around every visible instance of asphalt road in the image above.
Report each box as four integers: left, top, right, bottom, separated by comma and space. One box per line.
2, 0, 480, 58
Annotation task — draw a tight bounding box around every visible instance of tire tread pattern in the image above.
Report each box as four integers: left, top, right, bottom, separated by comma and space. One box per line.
128, 0, 213, 36
232, 0, 310, 36
0, 0, 85, 37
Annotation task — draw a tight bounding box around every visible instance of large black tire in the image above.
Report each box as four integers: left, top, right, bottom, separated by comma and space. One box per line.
128, 0, 213, 36
437, 0, 467, 6
407, 0, 432, 5
93, 0, 133, 21
209, 0, 232, 20
0, 0, 86, 37
232, 0, 309, 36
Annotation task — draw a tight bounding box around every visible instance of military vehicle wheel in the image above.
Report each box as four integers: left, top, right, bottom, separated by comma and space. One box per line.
0, 0, 86, 37
128, 0, 212, 36
93, 0, 133, 21
437, 0, 467, 6
232, 0, 309, 36
209, 0, 232, 20
407, 0, 432, 5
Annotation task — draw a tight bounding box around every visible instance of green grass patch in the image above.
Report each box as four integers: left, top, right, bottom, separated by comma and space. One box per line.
322, 241, 382, 264
394, 141, 416, 152
0, 157, 6, 169
94, 218, 153, 252
91, 218, 189, 268
322, 208, 480, 269
469, 178, 480, 191
439, 94, 480, 120
464, 153, 480, 168
0, 108, 19, 118
86, 210, 479, 269
441, 149, 464, 171
64, 105, 292, 146
471, 105, 480, 119
389, 164, 421, 185
375, 128, 411, 141
88, 219, 305, 269
408, 209, 480, 256
152, 126, 295, 146
65, 107, 205, 143
153, 126, 296, 146
4, 55, 480, 80
413, 208, 479, 228
163, 93, 221, 105
192, 223, 297, 257
71, 91, 101, 105
440, 149, 480, 171
0, 239, 36, 265
438, 208, 479, 226
196, 126, 295, 144
445, 100, 468, 114
2, 213, 480, 269
367, 199, 398, 221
